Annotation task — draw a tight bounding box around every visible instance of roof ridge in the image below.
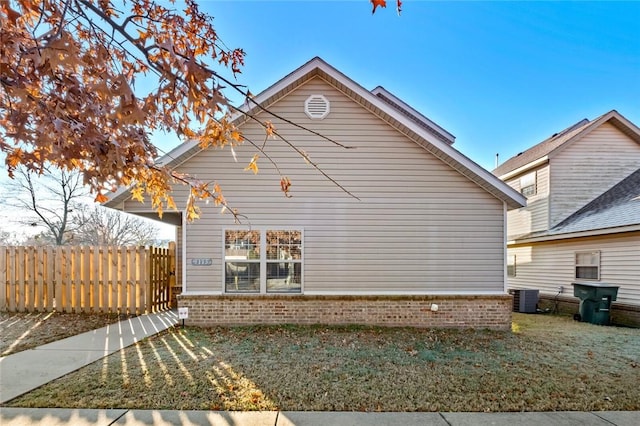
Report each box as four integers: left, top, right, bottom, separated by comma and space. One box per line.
371, 87, 455, 145
492, 111, 629, 177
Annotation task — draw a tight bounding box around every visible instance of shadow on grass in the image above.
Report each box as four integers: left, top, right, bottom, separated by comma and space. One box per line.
5, 316, 640, 412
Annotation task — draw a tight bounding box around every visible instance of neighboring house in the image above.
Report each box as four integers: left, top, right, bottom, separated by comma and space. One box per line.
105, 57, 525, 330
494, 110, 640, 326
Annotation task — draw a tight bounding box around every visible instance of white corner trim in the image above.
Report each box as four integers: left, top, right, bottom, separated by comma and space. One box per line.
182, 209, 187, 294
503, 202, 508, 293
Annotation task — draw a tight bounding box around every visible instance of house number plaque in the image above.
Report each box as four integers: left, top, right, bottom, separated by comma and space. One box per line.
191, 258, 213, 266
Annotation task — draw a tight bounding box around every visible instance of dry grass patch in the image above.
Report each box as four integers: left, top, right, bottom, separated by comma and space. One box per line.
0, 311, 121, 356
5, 314, 640, 412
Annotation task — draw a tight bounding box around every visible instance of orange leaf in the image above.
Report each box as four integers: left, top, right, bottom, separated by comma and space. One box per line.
95, 193, 109, 203
244, 154, 259, 174
264, 121, 276, 138
280, 177, 292, 198
131, 186, 145, 203
371, 0, 387, 14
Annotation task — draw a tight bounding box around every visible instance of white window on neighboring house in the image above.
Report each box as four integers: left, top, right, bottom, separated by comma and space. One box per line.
520, 172, 536, 197
575, 251, 600, 280
224, 229, 303, 294
507, 255, 516, 277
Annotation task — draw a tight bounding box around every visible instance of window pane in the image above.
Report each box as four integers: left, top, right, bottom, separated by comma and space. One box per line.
576, 266, 598, 280
266, 230, 302, 260
521, 185, 536, 197
520, 172, 536, 197
576, 252, 598, 266
520, 172, 535, 187
225, 230, 260, 260
225, 262, 260, 292
267, 262, 302, 293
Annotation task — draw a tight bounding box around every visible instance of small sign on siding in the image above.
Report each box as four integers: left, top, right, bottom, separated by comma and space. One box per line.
191, 258, 213, 266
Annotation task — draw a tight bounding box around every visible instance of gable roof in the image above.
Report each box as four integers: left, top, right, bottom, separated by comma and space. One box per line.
551, 168, 640, 234
511, 168, 640, 243
494, 110, 640, 178
105, 57, 526, 210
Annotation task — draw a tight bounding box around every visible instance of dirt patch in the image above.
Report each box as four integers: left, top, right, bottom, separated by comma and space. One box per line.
0, 311, 122, 356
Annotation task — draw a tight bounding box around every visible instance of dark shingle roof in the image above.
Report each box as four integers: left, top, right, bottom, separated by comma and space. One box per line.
549, 168, 640, 234
495, 110, 640, 178
493, 118, 591, 177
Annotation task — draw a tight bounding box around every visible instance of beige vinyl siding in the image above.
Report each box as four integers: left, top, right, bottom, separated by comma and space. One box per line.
550, 123, 640, 226
139, 77, 507, 294
507, 232, 640, 305
505, 165, 550, 238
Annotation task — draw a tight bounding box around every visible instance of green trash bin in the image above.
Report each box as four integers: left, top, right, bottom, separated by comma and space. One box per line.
572, 282, 619, 325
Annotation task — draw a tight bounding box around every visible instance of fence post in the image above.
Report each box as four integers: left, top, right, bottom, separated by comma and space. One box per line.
35, 246, 44, 311
100, 247, 108, 313
128, 246, 136, 315
46, 246, 54, 311
168, 241, 177, 309
0, 246, 6, 312
149, 246, 156, 313
17, 246, 25, 312
8, 247, 16, 311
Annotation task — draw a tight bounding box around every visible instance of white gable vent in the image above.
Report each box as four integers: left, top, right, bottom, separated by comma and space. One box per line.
304, 94, 330, 119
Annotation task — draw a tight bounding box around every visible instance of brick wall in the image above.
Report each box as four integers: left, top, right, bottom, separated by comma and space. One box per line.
177, 295, 513, 330
538, 295, 640, 328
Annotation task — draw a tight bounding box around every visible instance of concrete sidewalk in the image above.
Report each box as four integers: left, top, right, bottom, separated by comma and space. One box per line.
0, 310, 178, 404
0, 408, 638, 425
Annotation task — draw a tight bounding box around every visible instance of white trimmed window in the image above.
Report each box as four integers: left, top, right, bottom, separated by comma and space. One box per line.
507, 255, 516, 277
224, 229, 303, 293
575, 251, 600, 280
520, 172, 536, 197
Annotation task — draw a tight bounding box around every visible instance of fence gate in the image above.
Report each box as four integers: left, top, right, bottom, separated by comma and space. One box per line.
1, 243, 176, 314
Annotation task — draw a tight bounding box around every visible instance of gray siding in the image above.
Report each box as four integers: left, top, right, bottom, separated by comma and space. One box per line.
505, 164, 550, 238
507, 232, 640, 306
550, 123, 640, 226
130, 77, 508, 294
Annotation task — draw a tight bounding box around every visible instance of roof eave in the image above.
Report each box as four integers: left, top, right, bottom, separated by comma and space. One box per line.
499, 156, 549, 180
508, 224, 640, 244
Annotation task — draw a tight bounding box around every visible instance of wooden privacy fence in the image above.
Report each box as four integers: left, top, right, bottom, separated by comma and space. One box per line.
0, 243, 176, 314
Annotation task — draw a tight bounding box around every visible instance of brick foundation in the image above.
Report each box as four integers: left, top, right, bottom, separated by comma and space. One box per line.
538, 295, 640, 328
177, 294, 513, 330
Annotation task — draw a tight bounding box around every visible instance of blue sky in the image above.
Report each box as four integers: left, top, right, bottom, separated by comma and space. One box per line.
2, 1, 639, 237
189, 0, 640, 171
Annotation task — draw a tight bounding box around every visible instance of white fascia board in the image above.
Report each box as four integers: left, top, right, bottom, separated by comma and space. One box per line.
509, 224, 640, 245
499, 156, 549, 181
228, 57, 327, 122
370, 86, 456, 143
